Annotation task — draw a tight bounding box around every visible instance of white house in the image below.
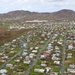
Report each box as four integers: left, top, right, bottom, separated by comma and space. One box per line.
0, 69, 7, 75
54, 61, 60, 65
68, 44, 73, 50
34, 68, 45, 73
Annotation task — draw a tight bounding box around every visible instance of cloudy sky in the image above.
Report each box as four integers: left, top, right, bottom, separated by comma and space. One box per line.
0, 0, 75, 13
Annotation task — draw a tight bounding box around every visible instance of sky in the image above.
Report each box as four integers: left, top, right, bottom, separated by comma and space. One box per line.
0, 0, 75, 13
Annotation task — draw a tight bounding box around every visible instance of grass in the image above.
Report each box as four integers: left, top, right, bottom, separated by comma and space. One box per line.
51, 66, 61, 72
5, 58, 29, 74
6, 47, 21, 57
29, 65, 43, 75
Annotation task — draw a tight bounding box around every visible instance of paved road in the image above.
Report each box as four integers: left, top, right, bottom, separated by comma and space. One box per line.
61, 31, 67, 75
24, 33, 53, 75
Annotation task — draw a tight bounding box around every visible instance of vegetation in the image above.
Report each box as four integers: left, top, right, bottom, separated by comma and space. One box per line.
0, 28, 33, 45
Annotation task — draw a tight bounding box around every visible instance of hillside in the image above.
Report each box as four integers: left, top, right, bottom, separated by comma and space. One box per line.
0, 9, 75, 21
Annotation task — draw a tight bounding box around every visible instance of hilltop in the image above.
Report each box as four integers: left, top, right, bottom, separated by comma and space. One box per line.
0, 9, 75, 21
